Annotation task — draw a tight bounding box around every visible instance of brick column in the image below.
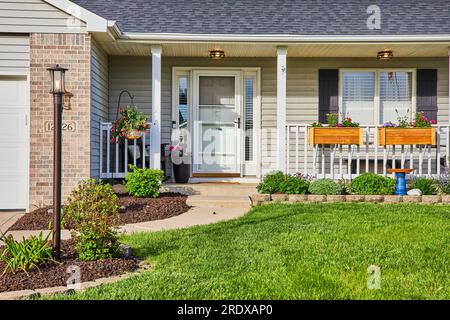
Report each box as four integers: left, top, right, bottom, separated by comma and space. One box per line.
29, 33, 91, 209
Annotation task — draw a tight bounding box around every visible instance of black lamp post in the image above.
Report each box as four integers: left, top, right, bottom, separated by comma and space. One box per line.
47, 64, 67, 260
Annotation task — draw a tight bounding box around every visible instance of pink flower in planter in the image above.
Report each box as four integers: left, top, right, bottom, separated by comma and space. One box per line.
430, 120, 437, 125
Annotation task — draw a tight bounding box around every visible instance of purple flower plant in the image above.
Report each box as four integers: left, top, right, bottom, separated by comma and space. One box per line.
383, 121, 397, 128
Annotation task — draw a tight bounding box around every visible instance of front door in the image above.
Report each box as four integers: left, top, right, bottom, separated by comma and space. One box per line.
193, 71, 242, 176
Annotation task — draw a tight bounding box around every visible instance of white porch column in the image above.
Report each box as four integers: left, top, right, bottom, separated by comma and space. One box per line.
448, 48, 450, 125
276, 46, 288, 172
151, 45, 162, 169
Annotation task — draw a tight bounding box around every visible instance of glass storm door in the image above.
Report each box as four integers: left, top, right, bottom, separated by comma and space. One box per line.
193, 71, 242, 175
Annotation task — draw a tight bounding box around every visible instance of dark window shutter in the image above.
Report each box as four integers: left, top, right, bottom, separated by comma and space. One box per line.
318, 70, 339, 123
416, 69, 438, 122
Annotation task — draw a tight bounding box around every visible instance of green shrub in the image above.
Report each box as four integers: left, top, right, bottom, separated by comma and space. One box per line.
349, 173, 395, 195
338, 179, 350, 195
65, 179, 120, 261
125, 166, 164, 198
410, 177, 436, 195
0, 232, 55, 274
75, 227, 119, 261
308, 179, 344, 195
64, 179, 119, 225
279, 176, 310, 195
437, 176, 450, 194
257, 171, 286, 194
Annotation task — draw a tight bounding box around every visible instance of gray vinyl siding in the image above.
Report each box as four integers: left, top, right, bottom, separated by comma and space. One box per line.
90, 39, 108, 179
0, 0, 86, 33
107, 56, 449, 176
108, 56, 152, 124
0, 35, 29, 72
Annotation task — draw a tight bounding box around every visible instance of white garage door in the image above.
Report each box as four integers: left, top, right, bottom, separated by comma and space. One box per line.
0, 75, 28, 210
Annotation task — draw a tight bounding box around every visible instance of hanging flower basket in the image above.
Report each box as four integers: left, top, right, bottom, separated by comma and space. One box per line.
378, 128, 436, 146
110, 106, 150, 143
127, 129, 143, 140
308, 127, 364, 145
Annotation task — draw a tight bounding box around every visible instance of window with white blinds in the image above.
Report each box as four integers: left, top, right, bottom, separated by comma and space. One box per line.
379, 71, 413, 124
342, 72, 375, 125
341, 70, 415, 125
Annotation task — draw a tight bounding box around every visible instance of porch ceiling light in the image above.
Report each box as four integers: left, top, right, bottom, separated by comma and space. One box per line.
377, 50, 394, 61
47, 64, 67, 94
209, 50, 225, 60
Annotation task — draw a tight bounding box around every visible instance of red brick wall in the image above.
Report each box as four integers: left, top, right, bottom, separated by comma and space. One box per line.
29, 33, 91, 209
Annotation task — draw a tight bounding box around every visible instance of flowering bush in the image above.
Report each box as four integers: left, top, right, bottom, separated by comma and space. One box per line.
383, 110, 436, 128
412, 112, 436, 128
168, 143, 192, 165
312, 113, 359, 128
111, 106, 150, 143
341, 115, 359, 127
382, 121, 397, 128
437, 167, 450, 194
168, 143, 187, 157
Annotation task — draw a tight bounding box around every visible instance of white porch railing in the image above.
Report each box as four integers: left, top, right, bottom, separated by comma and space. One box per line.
285, 125, 450, 180
99, 122, 152, 179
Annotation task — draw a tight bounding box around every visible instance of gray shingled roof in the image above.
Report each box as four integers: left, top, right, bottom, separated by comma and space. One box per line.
71, 0, 450, 35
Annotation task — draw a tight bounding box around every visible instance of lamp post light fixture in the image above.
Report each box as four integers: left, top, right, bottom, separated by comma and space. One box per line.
47, 64, 67, 260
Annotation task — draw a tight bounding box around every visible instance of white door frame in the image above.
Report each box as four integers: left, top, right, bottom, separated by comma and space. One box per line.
171, 67, 262, 178
0, 70, 30, 210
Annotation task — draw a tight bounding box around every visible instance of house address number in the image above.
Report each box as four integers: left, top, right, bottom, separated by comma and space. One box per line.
44, 121, 77, 132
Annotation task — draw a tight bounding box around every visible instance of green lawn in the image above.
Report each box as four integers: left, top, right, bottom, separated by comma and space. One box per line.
51, 203, 449, 300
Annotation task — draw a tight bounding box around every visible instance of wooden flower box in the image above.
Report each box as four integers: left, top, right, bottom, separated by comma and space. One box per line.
378, 128, 436, 146
308, 127, 364, 145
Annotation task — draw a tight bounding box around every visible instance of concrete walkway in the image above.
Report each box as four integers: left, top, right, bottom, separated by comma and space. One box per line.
120, 205, 249, 233
1, 183, 256, 241
0, 211, 23, 234
1, 211, 71, 245
121, 183, 255, 234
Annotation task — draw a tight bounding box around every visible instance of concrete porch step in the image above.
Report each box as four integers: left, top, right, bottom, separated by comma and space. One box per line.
186, 195, 251, 208
162, 183, 258, 197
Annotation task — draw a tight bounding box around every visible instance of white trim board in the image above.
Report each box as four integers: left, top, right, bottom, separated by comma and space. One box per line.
120, 32, 450, 44
43, 0, 109, 32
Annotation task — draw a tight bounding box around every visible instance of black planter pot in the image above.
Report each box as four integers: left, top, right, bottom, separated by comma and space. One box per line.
173, 163, 190, 183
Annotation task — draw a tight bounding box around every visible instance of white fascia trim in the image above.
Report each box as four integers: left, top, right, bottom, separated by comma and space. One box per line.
44, 0, 109, 32
119, 32, 450, 43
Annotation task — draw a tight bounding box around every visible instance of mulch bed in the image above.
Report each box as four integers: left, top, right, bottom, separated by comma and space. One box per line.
8, 193, 191, 231
0, 240, 139, 293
